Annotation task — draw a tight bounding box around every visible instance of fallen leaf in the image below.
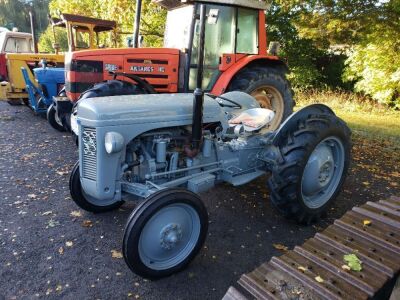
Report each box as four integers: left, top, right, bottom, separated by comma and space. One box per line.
82, 220, 93, 227
27, 194, 37, 199
47, 219, 60, 228
65, 241, 73, 247
315, 275, 324, 283
363, 220, 372, 226
70, 211, 82, 217
273, 243, 288, 251
58, 247, 64, 255
56, 285, 62, 292
111, 250, 123, 259
341, 264, 351, 271
42, 211, 53, 216
298, 266, 307, 272
343, 254, 362, 271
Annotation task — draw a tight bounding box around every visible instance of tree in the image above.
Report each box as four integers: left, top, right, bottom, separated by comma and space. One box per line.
47, 0, 166, 47
0, 0, 50, 35
275, 0, 400, 106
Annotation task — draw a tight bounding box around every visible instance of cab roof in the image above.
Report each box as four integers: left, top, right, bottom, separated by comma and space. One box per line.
154, 0, 270, 10
49, 13, 116, 32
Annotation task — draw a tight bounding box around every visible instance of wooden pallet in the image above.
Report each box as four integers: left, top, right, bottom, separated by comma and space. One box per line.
223, 196, 400, 300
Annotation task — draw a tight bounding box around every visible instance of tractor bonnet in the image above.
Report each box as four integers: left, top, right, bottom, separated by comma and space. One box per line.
76, 93, 224, 126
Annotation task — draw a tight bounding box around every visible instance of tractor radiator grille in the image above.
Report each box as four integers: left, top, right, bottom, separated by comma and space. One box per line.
82, 127, 97, 181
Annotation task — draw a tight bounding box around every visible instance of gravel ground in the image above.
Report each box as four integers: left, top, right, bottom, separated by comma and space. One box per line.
0, 101, 399, 300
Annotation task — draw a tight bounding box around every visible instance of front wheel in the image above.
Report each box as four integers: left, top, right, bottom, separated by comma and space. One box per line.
69, 161, 124, 213
47, 103, 65, 132
268, 113, 351, 224
123, 189, 208, 279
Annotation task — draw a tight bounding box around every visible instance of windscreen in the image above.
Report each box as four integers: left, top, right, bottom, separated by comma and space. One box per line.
164, 5, 194, 50
4, 37, 33, 53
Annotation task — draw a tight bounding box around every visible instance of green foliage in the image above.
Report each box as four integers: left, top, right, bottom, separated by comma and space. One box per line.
344, 32, 400, 108
0, 0, 50, 35
275, 0, 400, 108
38, 26, 68, 53
267, 2, 348, 89
267, 3, 322, 87
343, 254, 362, 272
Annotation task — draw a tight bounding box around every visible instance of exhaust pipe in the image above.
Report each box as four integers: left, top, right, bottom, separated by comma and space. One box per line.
29, 11, 38, 53
133, 0, 142, 48
190, 4, 206, 154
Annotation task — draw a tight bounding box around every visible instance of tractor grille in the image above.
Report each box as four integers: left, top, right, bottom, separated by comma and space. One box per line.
82, 127, 97, 181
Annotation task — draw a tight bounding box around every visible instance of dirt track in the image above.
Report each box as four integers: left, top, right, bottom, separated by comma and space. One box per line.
0, 101, 399, 299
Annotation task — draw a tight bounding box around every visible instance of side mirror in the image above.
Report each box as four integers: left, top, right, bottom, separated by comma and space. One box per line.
207, 9, 219, 25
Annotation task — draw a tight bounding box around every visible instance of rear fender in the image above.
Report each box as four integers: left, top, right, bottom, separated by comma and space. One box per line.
271, 104, 336, 146
210, 55, 288, 95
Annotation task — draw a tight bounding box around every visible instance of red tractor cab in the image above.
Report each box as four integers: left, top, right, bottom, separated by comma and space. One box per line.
59, 0, 293, 133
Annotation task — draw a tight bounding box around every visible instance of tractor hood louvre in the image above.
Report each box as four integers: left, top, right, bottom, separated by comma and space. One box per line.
77, 93, 224, 125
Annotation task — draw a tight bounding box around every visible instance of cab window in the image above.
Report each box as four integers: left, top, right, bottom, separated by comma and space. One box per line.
190, 5, 236, 90
4, 37, 32, 53
236, 8, 258, 54
73, 27, 90, 49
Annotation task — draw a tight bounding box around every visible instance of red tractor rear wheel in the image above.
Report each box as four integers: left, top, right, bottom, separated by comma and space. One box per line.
228, 66, 294, 131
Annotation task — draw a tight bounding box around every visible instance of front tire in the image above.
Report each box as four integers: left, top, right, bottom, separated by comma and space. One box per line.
69, 161, 124, 213
268, 113, 351, 224
228, 66, 294, 131
123, 189, 208, 279
47, 103, 65, 132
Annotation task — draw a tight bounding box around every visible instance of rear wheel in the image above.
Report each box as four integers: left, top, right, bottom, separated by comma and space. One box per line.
123, 189, 208, 279
69, 161, 124, 213
228, 66, 294, 131
268, 113, 351, 224
79, 80, 147, 100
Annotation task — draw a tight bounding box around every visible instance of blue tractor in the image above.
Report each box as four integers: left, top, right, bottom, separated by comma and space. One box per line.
21, 64, 65, 131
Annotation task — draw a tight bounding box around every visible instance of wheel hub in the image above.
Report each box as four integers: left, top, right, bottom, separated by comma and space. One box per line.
160, 223, 183, 250
301, 137, 345, 209
302, 144, 335, 197
319, 161, 333, 184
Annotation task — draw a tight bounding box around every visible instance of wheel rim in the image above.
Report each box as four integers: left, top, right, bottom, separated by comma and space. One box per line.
51, 105, 63, 127
138, 203, 201, 271
301, 136, 345, 209
251, 85, 284, 131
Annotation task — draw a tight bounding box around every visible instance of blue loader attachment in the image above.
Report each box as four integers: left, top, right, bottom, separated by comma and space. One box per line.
21, 66, 65, 114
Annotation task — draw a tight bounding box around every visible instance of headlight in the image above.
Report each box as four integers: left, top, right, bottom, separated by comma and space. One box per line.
105, 132, 124, 154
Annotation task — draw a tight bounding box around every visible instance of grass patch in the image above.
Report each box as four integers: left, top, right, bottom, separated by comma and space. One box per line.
295, 89, 400, 147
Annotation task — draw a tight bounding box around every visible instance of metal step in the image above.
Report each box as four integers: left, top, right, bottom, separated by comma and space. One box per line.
223, 196, 400, 300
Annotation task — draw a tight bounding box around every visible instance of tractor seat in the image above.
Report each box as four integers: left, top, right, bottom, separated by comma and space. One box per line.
229, 108, 275, 133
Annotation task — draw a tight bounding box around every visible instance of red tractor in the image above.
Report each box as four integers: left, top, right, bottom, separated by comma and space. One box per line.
54, 0, 293, 133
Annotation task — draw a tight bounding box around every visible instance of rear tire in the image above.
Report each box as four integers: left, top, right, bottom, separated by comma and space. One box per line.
47, 103, 66, 132
123, 189, 208, 279
228, 66, 294, 131
79, 80, 147, 100
69, 161, 124, 213
268, 113, 351, 224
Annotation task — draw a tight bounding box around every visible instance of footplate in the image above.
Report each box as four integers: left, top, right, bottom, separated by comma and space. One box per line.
223, 196, 400, 300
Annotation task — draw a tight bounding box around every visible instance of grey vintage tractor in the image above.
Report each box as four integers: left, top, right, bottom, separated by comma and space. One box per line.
69, 4, 351, 279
